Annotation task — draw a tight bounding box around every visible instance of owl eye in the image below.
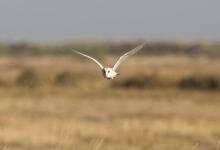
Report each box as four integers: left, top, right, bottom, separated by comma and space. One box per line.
108, 70, 110, 73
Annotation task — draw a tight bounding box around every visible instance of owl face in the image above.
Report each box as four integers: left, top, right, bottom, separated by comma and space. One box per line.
102, 68, 117, 79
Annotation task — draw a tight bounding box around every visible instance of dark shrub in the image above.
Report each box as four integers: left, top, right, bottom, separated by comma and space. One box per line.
55, 71, 77, 86
179, 76, 219, 90
16, 69, 39, 87
112, 75, 158, 89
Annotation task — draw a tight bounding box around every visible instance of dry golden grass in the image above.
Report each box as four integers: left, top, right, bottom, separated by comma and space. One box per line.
0, 55, 220, 150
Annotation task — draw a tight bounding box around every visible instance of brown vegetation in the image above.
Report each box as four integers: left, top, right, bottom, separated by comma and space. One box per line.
0, 54, 220, 150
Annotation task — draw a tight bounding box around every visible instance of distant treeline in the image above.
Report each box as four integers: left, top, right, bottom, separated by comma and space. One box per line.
0, 41, 220, 55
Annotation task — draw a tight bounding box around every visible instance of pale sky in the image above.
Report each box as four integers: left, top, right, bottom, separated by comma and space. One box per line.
0, 0, 220, 43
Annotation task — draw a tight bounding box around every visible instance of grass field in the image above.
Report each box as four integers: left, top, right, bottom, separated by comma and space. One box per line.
0, 54, 220, 150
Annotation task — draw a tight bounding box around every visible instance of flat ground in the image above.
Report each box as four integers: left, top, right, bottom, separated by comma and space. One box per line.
0, 55, 220, 150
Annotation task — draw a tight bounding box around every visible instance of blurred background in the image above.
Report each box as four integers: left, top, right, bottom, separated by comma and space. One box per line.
0, 0, 220, 150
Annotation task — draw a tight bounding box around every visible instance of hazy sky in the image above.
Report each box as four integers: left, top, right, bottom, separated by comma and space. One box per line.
0, 0, 220, 42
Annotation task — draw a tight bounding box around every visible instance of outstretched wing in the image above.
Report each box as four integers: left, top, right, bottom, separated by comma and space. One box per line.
112, 42, 146, 71
73, 50, 104, 69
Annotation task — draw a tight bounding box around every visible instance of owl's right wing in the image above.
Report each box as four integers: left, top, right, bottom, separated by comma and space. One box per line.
73, 50, 104, 69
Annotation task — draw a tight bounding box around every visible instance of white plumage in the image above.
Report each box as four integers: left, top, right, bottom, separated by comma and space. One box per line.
73, 42, 146, 79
